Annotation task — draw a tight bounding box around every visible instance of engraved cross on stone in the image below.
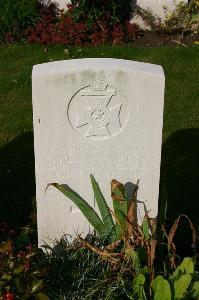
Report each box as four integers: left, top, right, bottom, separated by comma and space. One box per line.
76, 79, 122, 137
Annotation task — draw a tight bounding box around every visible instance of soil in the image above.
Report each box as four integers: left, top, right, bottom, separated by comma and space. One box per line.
133, 31, 198, 47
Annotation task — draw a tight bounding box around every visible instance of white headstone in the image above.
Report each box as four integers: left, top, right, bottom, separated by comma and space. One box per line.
32, 58, 165, 246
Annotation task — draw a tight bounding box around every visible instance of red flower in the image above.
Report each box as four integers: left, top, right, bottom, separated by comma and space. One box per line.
23, 8, 139, 46
6, 32, 14, 44
3, 292, 14, 300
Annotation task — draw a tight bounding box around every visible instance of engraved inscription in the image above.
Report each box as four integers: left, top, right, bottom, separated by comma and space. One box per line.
41, 143, 158, 180
67, 77, 129, 139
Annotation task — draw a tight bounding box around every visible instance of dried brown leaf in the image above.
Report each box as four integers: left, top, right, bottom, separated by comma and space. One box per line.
111, 179, 126, 202
150, 239, 157, 268
106, 239, 122, 251
168, 214, 197, 250
127, 180, 139, 233
0, 240, 12, 253
77, 236, 123, 264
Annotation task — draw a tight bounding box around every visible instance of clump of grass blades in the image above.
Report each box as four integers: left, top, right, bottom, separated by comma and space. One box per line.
43, 236, 132, 299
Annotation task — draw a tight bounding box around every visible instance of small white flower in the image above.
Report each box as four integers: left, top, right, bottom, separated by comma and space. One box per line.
64, 49, 69, 55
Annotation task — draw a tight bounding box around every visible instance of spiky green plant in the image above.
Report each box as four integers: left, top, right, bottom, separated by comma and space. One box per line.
49, 174, 144, 243
49, 174, 117, 242
49, 175, 156, 272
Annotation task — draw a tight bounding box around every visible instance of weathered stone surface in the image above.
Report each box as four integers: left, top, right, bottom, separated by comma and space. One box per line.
32, 58, 165, 246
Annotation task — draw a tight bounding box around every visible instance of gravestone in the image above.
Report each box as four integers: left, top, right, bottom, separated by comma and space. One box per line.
32, 58, 165, 246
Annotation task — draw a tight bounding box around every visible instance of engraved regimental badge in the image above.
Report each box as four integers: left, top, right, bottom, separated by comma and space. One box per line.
67, 77, 129, 139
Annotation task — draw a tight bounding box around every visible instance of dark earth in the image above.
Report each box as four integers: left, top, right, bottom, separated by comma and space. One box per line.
133, 31, 198, 47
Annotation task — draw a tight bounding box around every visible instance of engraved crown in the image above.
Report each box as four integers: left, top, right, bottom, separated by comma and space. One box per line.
90, 78, 107, 91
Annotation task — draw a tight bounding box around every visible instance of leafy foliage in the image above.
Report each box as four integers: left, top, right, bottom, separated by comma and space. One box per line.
163, 0, 199, 36
152, 258, 199, 300
90, 174, 115, 238
68, 0, 132, 25
135, 0, 199, 36
0, 0, 139, 45
0, 224, 49, 299
24, 13, 139, 46
0, 0, 40, 42
50, 175, 157, 283
50, 175, 199, 299
50, 181, 113, 240
50, 175, 146, 243
153, 276, 171, 300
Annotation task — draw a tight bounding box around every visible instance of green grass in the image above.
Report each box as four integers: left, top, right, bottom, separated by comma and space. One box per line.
0, 45, 198, 145
0, 45, 198, 253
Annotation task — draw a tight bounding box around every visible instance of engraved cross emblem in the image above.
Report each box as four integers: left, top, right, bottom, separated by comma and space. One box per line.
76, 78, 122, 137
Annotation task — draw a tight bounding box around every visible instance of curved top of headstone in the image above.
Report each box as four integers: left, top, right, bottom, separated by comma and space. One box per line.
32, 58, 164, 77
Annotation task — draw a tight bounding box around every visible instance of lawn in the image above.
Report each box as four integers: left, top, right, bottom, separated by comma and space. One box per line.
0, 45, 198, 253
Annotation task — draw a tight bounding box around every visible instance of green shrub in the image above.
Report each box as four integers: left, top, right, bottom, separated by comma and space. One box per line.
0, 0, 40, 42
0, 226, 49, 299
152, 257, 199, 300
163, 0, 199, 35
50, 175, 153, 243
135, 0, 199, 36
0, 0, 139, 45
68, 0, 132, 26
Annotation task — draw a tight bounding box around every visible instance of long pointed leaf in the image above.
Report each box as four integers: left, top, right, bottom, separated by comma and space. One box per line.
49, 183, 105, 235
90, 174, 116, 240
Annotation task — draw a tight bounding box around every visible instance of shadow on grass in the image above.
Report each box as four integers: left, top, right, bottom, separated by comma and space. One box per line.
0, 132, 35, 228
0, 128, 199, 256
159, 128, 199, 256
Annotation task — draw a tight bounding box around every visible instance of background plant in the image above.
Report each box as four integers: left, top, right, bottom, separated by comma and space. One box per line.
163, 0, 199, 36
135, 0, 199, 36
68, 0, 132, 27
0, 224, 49, 299
152, 257, 199, 300
65, 0, 138, 45
0, 0, 40, 42
24, 6, 139, 46
0, 0, 138, 45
